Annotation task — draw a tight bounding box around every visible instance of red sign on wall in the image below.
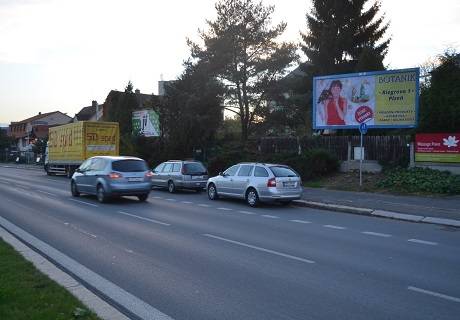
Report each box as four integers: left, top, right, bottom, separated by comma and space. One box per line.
415, 133, 460, 163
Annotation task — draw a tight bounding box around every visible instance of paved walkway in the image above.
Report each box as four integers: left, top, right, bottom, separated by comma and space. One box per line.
302, 187, 460, 221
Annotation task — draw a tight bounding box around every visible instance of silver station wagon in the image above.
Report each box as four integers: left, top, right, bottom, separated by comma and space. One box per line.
206, 162, 303, 207
70, 156, 153, 203
151, 160, 209, 193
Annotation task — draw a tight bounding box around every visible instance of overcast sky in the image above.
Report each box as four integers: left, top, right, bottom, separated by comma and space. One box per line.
0, 0, 459, 124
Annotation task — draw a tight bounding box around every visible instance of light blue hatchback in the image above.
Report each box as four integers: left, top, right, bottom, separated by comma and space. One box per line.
70, 156, 153, 203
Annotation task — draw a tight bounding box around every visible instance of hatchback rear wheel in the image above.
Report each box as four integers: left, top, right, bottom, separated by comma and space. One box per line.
97, 185, 108, 203
137, 194, 148, 202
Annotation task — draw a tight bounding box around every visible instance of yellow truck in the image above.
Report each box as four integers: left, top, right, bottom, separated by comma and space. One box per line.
44, 121, 119, 177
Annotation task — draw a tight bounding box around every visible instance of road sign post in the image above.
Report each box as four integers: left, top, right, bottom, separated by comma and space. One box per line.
359, 123, 368, 187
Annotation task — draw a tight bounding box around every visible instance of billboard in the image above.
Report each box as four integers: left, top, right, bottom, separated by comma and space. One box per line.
132, 109, 160, 137
415, 133, 460, 163
313, 68, 419, 129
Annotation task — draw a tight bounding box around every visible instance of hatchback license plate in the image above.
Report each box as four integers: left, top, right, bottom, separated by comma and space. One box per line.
192, 176, 203, 180
128, 177, 143, 182
283, 182, 296, 188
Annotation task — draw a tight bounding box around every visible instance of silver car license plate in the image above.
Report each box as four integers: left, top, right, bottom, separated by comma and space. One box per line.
128, 177, 143, 182
192, 176, 203, 180
283, 182, 296, 188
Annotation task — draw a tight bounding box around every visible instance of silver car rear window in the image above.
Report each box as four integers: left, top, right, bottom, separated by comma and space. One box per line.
112, 160, 147, 172
269, 166, 298, 177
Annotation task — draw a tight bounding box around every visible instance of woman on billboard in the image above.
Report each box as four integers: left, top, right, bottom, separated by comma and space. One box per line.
318, 80, 347, 126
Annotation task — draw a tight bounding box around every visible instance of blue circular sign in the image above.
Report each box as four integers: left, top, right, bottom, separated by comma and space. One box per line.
359, 122, 368, 135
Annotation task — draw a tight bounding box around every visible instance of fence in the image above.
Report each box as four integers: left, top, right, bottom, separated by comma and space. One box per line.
259, 135, 411, 164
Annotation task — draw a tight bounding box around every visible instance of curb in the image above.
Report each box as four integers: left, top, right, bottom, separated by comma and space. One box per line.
0, 225, 130, 320
293, 200, 460, 228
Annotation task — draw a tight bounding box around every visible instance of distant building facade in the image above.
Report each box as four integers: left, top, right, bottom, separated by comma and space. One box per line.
9, 111, 72, 151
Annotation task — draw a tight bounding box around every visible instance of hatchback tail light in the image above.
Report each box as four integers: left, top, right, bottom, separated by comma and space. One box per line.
145, 171, 154, 178
109, 172, 123, 179
267, 177, 276, 187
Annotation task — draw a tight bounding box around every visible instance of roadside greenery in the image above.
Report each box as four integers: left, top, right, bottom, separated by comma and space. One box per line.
206, 146, 339, 181
0, 239, 100, 320
377, 167, 460, 195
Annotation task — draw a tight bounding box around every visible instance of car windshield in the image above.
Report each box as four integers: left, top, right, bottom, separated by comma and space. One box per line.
183, 163, 207, 174
112, 160, 147, 172
269, 166, 298, 177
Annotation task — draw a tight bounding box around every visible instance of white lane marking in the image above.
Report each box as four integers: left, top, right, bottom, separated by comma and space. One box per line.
408, 239, 438, 246
408, 286, 460, 303
181, 201, 193, 204
203, 234, 315, 264
239, 210, 255, 215
152, 196, 163, 199
198, 204, 211, 207
362, 231, 392, 238
69, 199, 99, 207
261, 215, 279, 219
165, 198, 176, 202
323, 225, 346, 230
290, 219, 312, 224
77, 229, 97, 238
117, 211, 171, 226
37, 190, 57, 196
125, 249, 134, 254
217, 207, 233, 211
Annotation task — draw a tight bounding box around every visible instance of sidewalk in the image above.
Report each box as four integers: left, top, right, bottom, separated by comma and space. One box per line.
0, 163, 44, 171
296, 187, 460, 227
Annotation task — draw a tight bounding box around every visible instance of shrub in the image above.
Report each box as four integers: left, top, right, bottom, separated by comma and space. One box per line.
377, 167, 460, 194
206, 147, 339, 180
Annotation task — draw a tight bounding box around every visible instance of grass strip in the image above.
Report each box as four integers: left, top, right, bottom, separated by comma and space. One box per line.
0, 238, 101, 320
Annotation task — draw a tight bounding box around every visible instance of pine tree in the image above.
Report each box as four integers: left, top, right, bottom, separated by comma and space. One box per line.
189, 0, 298, 141
301, 0, 390, 75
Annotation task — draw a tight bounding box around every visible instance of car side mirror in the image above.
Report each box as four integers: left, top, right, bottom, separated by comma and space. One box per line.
219, 171, 223, 176
75, 168, 81, 173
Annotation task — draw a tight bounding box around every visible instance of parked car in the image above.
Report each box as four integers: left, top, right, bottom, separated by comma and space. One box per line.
151, 160, 208, 193
70, 156, 153, 203
206, 162, 303, 207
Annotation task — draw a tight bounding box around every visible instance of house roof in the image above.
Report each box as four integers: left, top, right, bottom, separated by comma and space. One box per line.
11, 111, 69, 125
75, 105, 101, 121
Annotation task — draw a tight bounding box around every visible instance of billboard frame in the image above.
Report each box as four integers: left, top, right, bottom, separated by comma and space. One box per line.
312, 68, 420, 130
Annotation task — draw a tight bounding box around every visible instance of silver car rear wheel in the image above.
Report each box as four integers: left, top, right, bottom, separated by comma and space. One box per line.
246, 188, 259, 207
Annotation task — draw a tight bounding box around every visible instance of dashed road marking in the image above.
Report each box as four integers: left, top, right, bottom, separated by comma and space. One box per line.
69, 199, 99, 207
165, 198, 176, 202
217, 207, 233, 211
408, 286, 460, 303
37, 190, 57, 196
198, 204, 211, 207
152, 196, 163, 199
117, 211, 171, 226
408, 239, 438, 246
239, 210, 256, 215
361, 231, 392, 237
203, 234, 315, 264
290, 219, 312, 224
261, 215, 279, 219
323, 225, 346, 230
181, 201, 193, 204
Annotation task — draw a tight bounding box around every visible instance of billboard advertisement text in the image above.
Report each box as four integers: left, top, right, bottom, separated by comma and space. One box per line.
313, 68, 419, 129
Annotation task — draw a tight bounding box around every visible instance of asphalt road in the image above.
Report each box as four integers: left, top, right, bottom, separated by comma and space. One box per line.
1, 166, 459, 320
